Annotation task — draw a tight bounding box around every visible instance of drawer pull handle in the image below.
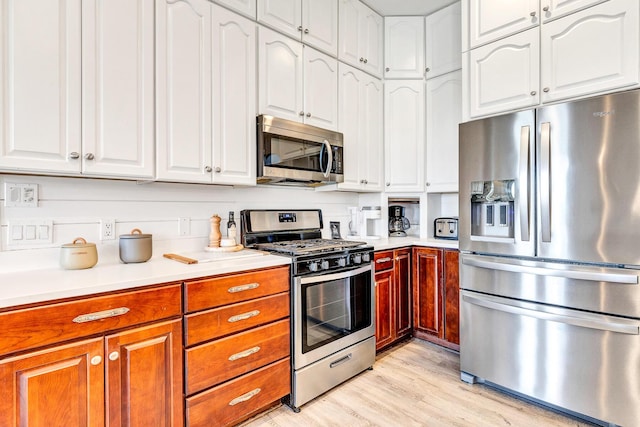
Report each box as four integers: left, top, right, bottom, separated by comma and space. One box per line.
73, 307, 130, 323
228, 346, 261, 361
228, 283, 259, 293
376, 257, 392, 263
330, 353, 353, 368
229, 388, 261, 406
228, 310, 260, 323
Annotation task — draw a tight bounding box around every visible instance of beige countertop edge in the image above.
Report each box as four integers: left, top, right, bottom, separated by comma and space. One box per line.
0, 254, 291, 310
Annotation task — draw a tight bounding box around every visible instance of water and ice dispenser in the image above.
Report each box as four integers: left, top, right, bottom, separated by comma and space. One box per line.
470, 180, 515, 240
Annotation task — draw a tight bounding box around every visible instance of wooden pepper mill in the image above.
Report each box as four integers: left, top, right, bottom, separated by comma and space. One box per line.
209, 214, 222, 248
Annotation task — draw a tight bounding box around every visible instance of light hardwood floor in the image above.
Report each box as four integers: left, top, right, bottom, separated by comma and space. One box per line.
241, 339, 593, 427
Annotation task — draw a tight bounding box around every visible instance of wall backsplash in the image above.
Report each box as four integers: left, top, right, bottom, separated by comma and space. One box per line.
0, 174, 358, 271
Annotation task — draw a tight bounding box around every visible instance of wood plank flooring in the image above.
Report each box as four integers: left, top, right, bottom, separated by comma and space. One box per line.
240, 339, 593, 427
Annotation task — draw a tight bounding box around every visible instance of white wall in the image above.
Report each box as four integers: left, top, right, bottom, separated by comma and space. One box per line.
0, 174, 358, 271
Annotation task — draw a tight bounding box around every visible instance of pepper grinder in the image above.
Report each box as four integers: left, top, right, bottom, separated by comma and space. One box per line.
209, 214, 222, 248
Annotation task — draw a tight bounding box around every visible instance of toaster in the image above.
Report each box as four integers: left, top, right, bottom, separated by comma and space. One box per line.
434, 217, 458, 240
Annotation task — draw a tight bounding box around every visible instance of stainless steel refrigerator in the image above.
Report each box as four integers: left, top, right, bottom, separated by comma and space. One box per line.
459, 89, 640, 427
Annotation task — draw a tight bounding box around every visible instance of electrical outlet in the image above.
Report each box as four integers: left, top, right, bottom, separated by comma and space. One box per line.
101, 219, 116, 240
179, 217, 190, 236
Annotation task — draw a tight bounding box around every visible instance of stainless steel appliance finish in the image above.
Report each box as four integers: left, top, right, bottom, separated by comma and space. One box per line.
459, 89, 640, 427
241, 209, 375, 412
434, 217, 458, 240
257, 115, 344, 185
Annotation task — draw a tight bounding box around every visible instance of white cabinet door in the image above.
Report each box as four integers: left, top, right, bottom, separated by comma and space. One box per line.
425, 2, 462, 79
360, 4, 384, 78
384, 80, 425, 193
156, 0, 212, 183
257, 0, 301, 40
303, 48, 338, 130
541, 0, 608, 22
384, 17, 425, 79
211, 5, 257, 185
337, 63, 382, 192
338, 0, 362, 69
0, 0, 82, 174
82, 0, 155, 179
258, 26, 304, 121
426, 71, 462, 193
214, 0, 257, 19
469, 0, 539, 48
541, 0, 639, 103
302, 0, 338, 55
468, 28, 540, 118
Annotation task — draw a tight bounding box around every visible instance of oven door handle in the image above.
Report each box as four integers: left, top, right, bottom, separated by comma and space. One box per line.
297, 264, 372, 285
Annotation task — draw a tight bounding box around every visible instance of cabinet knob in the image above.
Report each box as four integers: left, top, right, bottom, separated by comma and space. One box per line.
364, 179, 368, 184
385, 67, 390, 72
69, 152, 80, 160
215, 166, 221, 173
543, 5, 549, 11
386, 182, 390, 187
299, 111, 305, 116
530, 91, 537, 96
108, 351, 119, 361
359, 57, 364, 62
297, 25, 303, 32
530, 11, 536, 16
306, 112, 311, 118
90, 355, 102, 366
425, 67, 430, 72
84, 153, 95, 160
543, 87, 550, 93
304, 28, 309, 34
363, 58, 368, 64
205, 166, 212, 173
426, 182, 431, 186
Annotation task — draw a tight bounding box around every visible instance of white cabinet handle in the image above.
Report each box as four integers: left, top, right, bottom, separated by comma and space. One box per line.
228, 283, 259, 293
229, 388, 261, 406
109, 351, 119, 361
73, 307, 130, 323
228, 310, 260, 323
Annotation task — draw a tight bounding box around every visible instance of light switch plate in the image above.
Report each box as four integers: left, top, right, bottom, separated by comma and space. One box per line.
7, 219, 53, 248
4, 183, 38, 207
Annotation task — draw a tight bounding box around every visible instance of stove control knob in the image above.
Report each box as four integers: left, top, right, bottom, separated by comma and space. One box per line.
337, 258, 346, 267
353, 254, 362, 264
308, 262, 319, 272
320, 260, 330, 270
362, 253, 371, 263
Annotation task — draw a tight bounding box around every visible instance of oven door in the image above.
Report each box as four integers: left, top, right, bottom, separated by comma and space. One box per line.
293, 264, 375, 369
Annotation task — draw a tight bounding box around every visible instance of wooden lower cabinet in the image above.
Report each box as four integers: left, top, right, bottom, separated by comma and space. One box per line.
412, 247, 460, 351
374, 248, 412, 351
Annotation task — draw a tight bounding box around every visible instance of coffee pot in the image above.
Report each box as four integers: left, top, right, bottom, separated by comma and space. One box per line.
389, 205, 410, 237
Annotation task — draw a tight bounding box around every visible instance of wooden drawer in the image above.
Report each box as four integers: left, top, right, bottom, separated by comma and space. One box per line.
184, 266, 290, 313
184, 292, 289, 346
185, 319, 290, 395
0, 284, 182, 356
186, 358, 290, 427
374, 250, 394, 272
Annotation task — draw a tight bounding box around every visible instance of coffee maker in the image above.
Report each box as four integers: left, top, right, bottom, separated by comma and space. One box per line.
389, 205, 411, 237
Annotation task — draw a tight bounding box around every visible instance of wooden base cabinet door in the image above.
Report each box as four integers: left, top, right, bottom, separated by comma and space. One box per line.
0, 338, 105, 427
105, 319, 183, 427
394, 248, 412, 338
444, 250, 460, 346
412, 247, 443, 339
374, 269, 394, 350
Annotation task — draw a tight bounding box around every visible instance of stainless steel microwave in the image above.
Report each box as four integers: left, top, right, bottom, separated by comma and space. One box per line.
257, 115, 344, 185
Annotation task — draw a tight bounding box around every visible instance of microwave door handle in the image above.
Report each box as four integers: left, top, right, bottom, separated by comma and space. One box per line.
321, 139, 332, 178
519, 125, 531, 242
540, 122, 551, 242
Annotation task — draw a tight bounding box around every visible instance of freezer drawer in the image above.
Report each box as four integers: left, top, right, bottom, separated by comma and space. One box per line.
460, 290, 640, 427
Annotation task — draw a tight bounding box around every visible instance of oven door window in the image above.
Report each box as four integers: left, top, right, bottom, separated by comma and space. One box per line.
301, 271, 372, 353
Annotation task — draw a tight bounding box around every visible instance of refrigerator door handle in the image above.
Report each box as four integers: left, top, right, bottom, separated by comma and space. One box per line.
462, 291, 640, 335
540, 122, 551, 242
519, 125, 531, 242
462, 255, 639, 284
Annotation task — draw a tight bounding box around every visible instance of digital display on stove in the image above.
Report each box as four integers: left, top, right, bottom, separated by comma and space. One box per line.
279, 213, 297, 223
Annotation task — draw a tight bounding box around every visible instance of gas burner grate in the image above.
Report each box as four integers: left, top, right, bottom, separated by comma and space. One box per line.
255, 238, 366, 255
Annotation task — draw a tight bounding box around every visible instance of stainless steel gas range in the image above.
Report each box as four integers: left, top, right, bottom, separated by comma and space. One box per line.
241, 209, 375, 412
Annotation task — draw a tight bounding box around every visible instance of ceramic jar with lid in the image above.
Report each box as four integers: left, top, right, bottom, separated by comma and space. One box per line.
119, 228, 152, 263
60, 237, 98, 269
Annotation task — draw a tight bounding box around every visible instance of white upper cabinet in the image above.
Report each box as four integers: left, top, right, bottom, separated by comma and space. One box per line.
426, 71, 462, 193
540, 0, 639, 102
157, 1, 256, 185
259, 26, 338, 130
384, 80, 425, 193
384, 17, 425, 79
469, 0, 539, 48
425, 2, 462, 79
338, 0, 383, 78
337, 63, 383, 192
0, 0, 82, 174
82, 0, 155, 179
257, 0, 338, 55
541, 0, 608, 22
156, 0, 212, 183
211, 5, 257, 185
467, 28, 540, 118
213, 0, 257, 19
